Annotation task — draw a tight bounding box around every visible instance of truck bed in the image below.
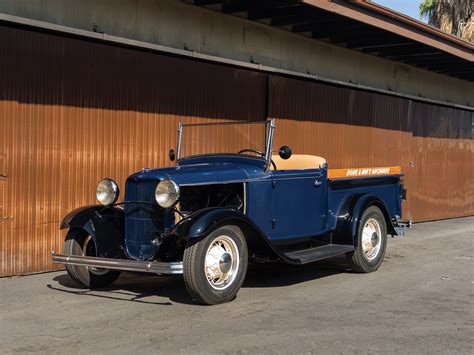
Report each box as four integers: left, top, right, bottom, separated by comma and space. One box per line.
326, 166, 403, 231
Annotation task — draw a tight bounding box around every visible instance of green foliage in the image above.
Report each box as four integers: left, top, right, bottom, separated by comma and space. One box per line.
419, 0, 436, 21
418, 0, 473, 40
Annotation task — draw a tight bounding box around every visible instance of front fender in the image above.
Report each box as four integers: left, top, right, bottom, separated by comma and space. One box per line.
173, 207, 252, 239
334, 194, 396, 245
61, 205, 100, 231
173, 207, 296, 264
60, 205, 124, 258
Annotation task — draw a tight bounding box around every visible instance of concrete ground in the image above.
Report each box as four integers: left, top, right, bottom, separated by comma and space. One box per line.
1, 217, 473, 354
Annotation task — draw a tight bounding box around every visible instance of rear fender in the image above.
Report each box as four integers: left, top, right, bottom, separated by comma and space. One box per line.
333, 194, 396, 245
60, 205, 125, 258
173, 207, 290, 262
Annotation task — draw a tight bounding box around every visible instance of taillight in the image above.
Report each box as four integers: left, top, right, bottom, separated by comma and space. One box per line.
400, 183, 407, 201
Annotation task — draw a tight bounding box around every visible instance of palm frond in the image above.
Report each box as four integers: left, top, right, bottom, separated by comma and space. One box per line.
419, 0, 473, 41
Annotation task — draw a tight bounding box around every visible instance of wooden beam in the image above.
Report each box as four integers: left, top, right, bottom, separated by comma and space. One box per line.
223, 0, 302, 14
247, 4, 306, 20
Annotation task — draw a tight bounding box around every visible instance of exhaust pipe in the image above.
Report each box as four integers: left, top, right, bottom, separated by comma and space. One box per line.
51, 252, 183, 275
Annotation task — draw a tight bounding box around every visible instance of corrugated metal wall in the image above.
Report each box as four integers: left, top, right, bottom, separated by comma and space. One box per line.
0, 25, 267, 276
268, 76, 473, 222
0, 24, 472, 276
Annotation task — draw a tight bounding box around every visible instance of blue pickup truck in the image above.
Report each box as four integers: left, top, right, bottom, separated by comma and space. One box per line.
52, 119, 408, 304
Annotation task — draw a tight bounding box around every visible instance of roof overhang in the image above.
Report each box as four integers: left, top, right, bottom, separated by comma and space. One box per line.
191, 0, 474, 81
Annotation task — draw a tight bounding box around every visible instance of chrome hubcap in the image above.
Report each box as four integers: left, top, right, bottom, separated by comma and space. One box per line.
361, 218, 382, 261
218, 253, 232, 274
205, 235, 239, 290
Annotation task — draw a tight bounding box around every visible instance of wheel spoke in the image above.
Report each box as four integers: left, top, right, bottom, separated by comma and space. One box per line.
204, 235, 240, 290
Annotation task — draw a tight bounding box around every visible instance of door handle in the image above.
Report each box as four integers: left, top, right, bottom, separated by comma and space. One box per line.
314, 179, 322, 187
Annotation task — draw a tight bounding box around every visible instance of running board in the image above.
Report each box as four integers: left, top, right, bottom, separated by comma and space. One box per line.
283, 244, 355, 265
51, 252, 183, 274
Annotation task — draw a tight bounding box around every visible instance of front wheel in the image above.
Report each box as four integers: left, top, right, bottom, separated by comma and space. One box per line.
348, 206, 387, 273
63, 229, 121, 288
183, 225, 248, 305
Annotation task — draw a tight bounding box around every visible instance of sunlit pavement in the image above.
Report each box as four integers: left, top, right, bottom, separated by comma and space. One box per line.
1, 217, 473, 354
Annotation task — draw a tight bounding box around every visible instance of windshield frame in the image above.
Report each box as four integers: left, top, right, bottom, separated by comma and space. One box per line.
176, 119, 275, 167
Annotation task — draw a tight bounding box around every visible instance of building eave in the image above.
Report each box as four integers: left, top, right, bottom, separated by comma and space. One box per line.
191, 0, 473, 81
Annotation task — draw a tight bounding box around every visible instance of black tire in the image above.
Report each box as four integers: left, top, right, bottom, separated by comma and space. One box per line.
348, 206, 387, 273
183, 225, 248, 305
63, 228, 121, 288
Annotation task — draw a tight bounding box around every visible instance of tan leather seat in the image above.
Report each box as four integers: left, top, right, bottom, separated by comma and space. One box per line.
271, 154, 327, 170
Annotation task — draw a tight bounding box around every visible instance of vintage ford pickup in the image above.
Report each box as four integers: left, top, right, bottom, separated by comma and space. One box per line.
52, 119, 409, 304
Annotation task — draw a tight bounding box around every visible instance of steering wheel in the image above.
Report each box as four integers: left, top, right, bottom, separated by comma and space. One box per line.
237, 149, 277, 170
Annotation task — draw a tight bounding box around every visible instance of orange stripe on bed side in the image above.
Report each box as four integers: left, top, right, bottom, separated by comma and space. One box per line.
328, 166, 401, 179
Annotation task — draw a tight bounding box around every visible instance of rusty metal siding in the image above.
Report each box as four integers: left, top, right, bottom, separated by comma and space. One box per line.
269, 75, 473, 223
409, 102, 473, 221
0, 24, 267, 276
268, 76, 413, 169
0, 24, 472, 276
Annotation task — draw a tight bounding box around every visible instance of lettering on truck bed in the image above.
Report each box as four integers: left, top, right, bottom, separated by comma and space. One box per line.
328, 166, 401, 179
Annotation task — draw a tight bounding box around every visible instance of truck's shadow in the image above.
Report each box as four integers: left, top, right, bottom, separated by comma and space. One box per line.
48, 257, 348, 305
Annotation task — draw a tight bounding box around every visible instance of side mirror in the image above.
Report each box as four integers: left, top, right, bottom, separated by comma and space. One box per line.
279, 146, 292, 160
169, 149, 176, 162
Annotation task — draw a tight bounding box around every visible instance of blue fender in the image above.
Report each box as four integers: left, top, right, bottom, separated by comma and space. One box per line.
333, 194, 396, 245
61, 205, 101, 233
173, 207, 249, 238
60, 205, 125, 258
173, 207, 297, 264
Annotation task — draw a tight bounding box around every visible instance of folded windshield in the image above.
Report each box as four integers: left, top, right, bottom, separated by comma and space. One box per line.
177, 120, 273, 161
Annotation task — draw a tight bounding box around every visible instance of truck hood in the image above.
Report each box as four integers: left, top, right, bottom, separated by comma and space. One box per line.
127, 156, 269, 186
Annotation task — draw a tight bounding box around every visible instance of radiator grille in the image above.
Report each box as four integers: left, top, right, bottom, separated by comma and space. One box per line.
125, 179, 165, 260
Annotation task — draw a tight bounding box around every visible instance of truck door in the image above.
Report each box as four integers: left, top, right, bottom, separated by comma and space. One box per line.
270, 168, 327, 241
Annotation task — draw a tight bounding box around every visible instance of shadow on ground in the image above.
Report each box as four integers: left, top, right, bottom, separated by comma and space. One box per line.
47, 257, 350, 305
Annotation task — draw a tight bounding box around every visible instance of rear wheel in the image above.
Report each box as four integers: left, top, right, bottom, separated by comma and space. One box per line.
348, 206, 387, 273
63, 229, 121, 288
183, 225, 248, 305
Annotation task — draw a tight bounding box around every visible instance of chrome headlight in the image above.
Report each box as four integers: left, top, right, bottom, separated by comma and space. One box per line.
155, 179, 180, 208
96, 178, 119, 207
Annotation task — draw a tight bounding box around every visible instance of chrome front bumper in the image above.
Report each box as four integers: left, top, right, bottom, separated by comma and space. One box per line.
51, 252, 183, 275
